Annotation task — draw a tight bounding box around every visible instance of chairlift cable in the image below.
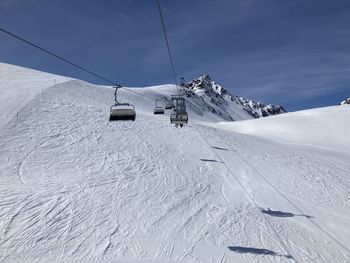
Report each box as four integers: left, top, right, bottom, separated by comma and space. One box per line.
0, 26, 116, 86
156, 0, 179, 91
0, 26, 156, 101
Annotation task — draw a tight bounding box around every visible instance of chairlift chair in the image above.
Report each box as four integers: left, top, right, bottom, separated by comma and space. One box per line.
109, 86, 136, 121
154, 99, 165, 114
170, 95, 188, 128
165, 100, 175, 109
179, 77, 185, 87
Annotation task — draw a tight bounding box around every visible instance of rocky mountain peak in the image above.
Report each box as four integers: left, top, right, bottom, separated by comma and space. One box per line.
183, 74, 286, 120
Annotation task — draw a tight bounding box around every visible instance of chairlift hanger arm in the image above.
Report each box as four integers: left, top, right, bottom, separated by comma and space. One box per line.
114, 85, 121, 104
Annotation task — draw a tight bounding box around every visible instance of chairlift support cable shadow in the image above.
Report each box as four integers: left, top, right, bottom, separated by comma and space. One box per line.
193, 125, 297, 261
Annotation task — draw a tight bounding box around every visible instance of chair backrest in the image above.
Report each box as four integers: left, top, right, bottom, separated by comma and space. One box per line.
171, 96, 186, 114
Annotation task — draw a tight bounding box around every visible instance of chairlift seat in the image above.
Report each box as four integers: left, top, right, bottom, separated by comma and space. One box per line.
170, 95, 188, 126
109, 103, 136, 121
170, 112, 188, 124
165, 104, 174, 109
165, 102, 174, 109
154, 99, 165, 114
154, 106, 165, 114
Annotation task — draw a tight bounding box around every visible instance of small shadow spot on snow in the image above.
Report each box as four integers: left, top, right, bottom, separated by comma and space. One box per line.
260, 208, 313, 218
200, 159, 223, 163
211, 146, 229, 151
228, 246, 293, 259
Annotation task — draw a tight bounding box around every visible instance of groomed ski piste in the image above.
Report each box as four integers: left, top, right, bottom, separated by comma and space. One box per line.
0, 62, 349, 263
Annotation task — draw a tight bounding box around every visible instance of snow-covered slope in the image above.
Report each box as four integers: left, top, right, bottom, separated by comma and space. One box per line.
0, 62, 70, 130
0, 63, 349, 263
212, 105, 350, 152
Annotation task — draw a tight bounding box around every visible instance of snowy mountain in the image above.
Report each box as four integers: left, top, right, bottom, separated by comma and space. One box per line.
341, 97, 350, 105
0, 62, 350, 263
185, 74, 286, 120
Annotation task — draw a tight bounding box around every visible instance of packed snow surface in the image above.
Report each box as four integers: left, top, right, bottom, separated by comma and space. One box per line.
0, 63, 349, 262
0, 62, 70, 130
212, 106, 350, 152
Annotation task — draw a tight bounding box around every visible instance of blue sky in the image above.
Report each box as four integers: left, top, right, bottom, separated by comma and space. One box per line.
1, 0, 349, 111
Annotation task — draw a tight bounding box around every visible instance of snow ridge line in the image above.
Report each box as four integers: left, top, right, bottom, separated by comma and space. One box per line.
194, 124, 297, 262
222, 137, 350, 256
1, 81, 70, 132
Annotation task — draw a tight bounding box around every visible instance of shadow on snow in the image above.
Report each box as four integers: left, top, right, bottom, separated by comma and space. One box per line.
211, 146, 229, 151
199, 158, 223, 163
260, 208, 314, 218
228, 246, 294, 259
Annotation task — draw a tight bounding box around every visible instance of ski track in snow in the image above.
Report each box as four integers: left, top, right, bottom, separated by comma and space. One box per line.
0, 80, 349, 262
